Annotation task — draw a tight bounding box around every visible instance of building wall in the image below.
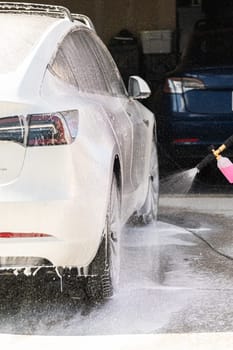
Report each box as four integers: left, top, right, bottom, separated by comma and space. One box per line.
14, 0, 176, 43
75, 0, 176, 43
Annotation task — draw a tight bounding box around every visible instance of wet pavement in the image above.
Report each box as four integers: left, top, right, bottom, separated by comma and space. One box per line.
1, 201, 233, 335
159, 205, 233, 333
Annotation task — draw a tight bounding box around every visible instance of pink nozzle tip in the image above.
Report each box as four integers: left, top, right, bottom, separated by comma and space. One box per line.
219, 164, 233, 183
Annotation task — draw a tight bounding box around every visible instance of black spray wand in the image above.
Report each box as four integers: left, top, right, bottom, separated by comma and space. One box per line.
196, 134, 233, 172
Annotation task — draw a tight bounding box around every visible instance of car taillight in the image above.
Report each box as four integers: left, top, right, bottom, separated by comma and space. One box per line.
164, 77, 205, 94
0, 232, 52, 238
27, 110, 78, 147
0, 110, 78, 147
0, 115, 24, 144
173, 138, 200, 144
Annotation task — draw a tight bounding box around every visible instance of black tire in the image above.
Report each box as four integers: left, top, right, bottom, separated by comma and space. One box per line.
85, 175, 121, 302
134, 141, 159, 225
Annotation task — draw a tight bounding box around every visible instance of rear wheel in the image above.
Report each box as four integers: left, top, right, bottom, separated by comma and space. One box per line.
85, 175, 121, 302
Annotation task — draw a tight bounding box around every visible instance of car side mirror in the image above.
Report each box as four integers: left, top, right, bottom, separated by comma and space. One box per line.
128, 76, 151, 99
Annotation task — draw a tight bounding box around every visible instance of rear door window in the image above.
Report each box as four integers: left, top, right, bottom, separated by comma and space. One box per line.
77, 30, 126, 96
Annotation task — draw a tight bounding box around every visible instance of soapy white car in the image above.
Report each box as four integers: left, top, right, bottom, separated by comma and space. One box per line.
0, 3, 158, 300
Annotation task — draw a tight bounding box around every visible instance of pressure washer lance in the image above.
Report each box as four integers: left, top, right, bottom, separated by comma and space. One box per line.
196, 134, 233, 183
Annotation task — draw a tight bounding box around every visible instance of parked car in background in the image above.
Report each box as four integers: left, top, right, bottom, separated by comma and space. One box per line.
158, 18, 233, 170
0, 3, 158, 301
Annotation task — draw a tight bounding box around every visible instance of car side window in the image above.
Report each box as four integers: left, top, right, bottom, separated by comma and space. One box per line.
75, 30, 127, 97
69, 29, 109, 94
50, 29, 126, 96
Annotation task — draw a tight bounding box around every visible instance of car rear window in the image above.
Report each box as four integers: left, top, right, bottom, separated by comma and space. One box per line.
182, 28, 233, 67
0, 14, 57, 73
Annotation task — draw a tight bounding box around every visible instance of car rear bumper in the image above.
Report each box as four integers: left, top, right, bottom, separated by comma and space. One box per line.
0, 197, 106, 268
0, 140, 116, 269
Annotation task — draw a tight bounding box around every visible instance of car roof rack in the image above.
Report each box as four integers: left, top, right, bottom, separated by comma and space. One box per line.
71, 14, 95, 31
0, 2, 72, 20
0, 2, 95, 30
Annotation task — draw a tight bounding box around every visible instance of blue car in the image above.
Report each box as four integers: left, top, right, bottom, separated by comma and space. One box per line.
158, 20, 233, 170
